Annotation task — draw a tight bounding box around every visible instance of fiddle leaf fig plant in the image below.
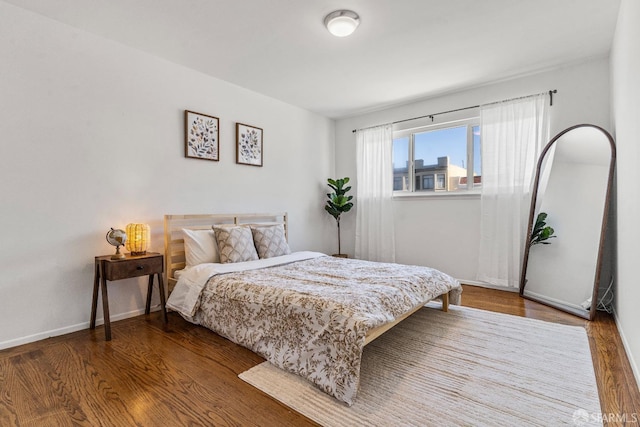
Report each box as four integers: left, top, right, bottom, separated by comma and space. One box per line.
529, 212, 556, 247
325, 177, 354, 256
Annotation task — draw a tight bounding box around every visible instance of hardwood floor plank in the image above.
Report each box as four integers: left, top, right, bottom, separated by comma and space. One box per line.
4, 350, 90, 425
0, 358, 20, 426
0, 285, 637, 426
59, 335, 218, 426
111, 317, 316, 426
47, 341, 151, 427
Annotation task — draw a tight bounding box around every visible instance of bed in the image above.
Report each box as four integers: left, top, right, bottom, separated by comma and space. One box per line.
164, 213, 462, 405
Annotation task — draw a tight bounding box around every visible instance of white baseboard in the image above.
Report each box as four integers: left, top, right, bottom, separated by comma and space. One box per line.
0, 305, 161, 351
613, 308, 640, 392
459, 279, 519, 292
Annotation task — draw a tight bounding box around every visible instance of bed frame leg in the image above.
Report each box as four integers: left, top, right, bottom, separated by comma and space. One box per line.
441, 292, 449, 312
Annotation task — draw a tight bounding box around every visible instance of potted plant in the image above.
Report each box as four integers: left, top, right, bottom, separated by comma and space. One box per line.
529, 212, 556, 247
325, 177, 354, 257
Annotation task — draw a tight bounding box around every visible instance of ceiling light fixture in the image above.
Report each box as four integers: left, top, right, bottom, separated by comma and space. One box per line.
324, 10, 360, 37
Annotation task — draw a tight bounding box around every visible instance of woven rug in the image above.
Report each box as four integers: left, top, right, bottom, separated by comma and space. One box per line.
239, 305, 601, 426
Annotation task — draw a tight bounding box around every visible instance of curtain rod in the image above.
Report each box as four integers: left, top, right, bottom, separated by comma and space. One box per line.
351, 89, 557, 133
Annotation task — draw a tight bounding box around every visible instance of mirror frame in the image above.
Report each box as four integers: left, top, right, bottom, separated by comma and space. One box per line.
519, 124, 616, 320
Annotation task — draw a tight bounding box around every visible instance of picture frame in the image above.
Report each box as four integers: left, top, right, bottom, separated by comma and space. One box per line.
236, 123, 263, 167
185, 110, 219, 161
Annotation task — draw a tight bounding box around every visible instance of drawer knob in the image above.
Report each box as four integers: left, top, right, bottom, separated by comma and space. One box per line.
136, 265, 144, 270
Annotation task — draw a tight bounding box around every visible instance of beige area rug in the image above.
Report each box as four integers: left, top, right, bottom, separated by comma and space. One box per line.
239, 305, 601, 426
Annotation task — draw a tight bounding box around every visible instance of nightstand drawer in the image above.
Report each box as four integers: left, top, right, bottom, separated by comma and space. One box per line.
104, 256, 163, 281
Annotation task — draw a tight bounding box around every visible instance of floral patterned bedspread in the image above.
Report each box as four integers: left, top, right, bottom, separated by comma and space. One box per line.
185, 255, 462, 405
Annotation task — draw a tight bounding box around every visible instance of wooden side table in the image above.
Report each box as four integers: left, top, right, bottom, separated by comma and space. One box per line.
90, 252, 168, 341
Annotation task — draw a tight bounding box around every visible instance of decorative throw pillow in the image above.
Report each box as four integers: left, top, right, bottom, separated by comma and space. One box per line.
182, 228, 219, 266
213, 225, 259, 263
251, 224, 291, 259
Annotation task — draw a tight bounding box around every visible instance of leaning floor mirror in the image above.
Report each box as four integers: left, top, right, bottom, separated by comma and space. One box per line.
519, 124, 616, 320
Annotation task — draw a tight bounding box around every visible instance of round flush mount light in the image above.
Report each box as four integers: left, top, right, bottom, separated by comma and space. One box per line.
324, 10, 360, 37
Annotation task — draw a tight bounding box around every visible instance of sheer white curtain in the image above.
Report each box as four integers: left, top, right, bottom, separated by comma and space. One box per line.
477, 94, 550, 288
355, 124, 395, 262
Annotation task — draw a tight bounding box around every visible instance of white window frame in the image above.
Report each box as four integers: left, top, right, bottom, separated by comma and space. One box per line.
393, 116, 481, 198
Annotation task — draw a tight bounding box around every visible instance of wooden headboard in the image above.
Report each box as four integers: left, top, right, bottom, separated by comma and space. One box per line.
163, 213, 288, 292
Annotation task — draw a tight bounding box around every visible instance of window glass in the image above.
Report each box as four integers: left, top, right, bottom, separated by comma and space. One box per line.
392, 120, 481, 194
472, 125, 482, 187
392, 136, 410, 191
422, 175, 434, 190
414, 126, 467, 171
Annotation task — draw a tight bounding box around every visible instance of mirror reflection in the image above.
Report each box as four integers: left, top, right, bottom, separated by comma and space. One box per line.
520, 124, 615, 320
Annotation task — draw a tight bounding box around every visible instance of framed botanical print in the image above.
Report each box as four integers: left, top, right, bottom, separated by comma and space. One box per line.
236, 123, 263, 167
185, 110, 219, 161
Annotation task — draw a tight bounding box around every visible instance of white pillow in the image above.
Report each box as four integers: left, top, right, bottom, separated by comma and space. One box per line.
213, 225, 259, 263
251, 224, 291, 259
182, 228, 219, 266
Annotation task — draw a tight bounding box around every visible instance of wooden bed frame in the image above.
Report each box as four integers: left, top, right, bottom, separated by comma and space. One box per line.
163, 212, 449, 345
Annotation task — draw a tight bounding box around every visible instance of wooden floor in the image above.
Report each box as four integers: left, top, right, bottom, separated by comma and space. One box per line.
1, 285, 638, 426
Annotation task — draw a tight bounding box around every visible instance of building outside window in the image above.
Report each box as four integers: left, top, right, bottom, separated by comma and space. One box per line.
393, 118, 481, 194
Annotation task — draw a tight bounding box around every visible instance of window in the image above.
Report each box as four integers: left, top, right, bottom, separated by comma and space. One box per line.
393, 119, 481, 194
422, 175, 434, 190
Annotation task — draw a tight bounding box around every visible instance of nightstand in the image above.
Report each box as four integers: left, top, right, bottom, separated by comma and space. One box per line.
90, 252, 168, 341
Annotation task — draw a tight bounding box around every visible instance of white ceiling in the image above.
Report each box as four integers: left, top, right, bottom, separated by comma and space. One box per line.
5, 0, 621, 118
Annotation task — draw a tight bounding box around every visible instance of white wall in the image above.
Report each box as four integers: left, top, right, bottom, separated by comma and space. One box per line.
335, 58, 611, 282
0, 2, 335, 349
610, 0, 640, 386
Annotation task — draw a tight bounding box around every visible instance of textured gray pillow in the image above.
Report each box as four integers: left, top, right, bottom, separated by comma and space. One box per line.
213, 225, 259, 263
251, 224, 291, 259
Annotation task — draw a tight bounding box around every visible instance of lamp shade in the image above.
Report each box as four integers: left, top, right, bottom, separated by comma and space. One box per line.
125, 223, 150, 255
